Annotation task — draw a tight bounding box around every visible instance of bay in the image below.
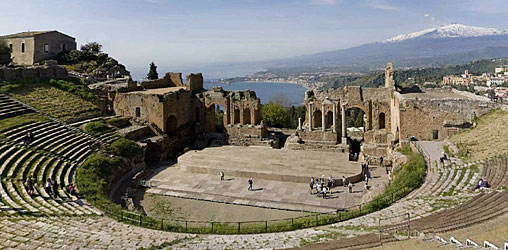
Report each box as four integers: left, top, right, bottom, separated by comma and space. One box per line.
204, 81, 307, 106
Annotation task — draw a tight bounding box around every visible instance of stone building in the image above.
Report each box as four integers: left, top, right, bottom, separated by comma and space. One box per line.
0, 31, 76, 65
110, 72, 265, 147
291, 63, 498, 160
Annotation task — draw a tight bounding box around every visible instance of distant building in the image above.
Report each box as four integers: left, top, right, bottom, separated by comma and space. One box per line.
487, 77, 505, 87
0, 31, 76, 65
443, 71, 471, 85
494, 66, 508, 74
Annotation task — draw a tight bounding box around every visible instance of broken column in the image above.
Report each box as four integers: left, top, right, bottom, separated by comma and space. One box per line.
332, 102, 337, 133
322, 103, 326, 132
308, 102, 313, 131
341, 103, 347, 145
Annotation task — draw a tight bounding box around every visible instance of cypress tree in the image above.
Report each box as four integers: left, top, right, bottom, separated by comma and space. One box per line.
147, 61, 159, 80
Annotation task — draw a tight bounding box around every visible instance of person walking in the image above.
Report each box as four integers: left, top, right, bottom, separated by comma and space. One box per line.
52, 180, 59, 198
322, 187, 327, 199
348, 182, 353, 193
365, 174, 369, 186
310, 178, 315, 194
26, 175, 35, 196
380, 156, 384, 167
342, 176, 346, 187
220, 170, 225, 181
388, 171, 392, 185
248, 177, 253, 191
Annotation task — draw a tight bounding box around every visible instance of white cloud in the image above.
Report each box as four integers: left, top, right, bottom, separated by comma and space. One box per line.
424, 13, 435, 22
312, 0, 339, 5
364, 0, 401, 11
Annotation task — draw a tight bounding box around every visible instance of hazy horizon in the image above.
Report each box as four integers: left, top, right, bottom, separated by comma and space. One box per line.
2, 0, 508, 79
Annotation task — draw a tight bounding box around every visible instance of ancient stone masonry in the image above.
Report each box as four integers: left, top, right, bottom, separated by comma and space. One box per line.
294, 62, 499, 161
0, 65, 68, 81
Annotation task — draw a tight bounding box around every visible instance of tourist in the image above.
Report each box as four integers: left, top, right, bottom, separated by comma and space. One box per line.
316, 182, 321, 194
26, 175, 35, 196
365, 174, 369, 185
474, 178, 491, 191
310, 178, 315, 194
52, 180, 59, 198
68, 183, 76, 196
220, 170, 225, 181
342, 176, 346, 187
45, 178, 52, 197
388, 171, 392, 185
248, 177, 253, 191
29, 131, 34, 143
322, 187, 327, 199
380, 156, 384, 167
348, 182, 353, 193
440, 152, 447, 163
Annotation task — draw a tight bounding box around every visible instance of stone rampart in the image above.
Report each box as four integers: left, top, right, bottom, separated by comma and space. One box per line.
0, 65, 68, 81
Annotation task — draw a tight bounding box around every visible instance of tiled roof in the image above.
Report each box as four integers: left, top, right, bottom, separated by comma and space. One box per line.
0, 31, 68, 39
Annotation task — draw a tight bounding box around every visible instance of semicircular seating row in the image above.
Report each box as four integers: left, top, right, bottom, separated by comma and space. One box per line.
0, 121, 107, 216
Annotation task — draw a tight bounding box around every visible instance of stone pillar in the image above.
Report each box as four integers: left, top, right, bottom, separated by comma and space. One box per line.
332, 102, 337, 133
321, 103, 326, 132
341, 103, 347, 145
298, 117, 302, 130
308, 102, 313, 131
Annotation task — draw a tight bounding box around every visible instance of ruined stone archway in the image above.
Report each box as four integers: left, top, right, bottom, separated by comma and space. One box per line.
166, 115, 178, 137
326, 111, 333, 129
234, 109, 240, 124
379, 112, 386, 129
313, 110, 322, 129
243, 108, 251, 125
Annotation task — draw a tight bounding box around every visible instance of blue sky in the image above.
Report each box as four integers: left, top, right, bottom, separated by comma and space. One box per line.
1, 0, 508, 78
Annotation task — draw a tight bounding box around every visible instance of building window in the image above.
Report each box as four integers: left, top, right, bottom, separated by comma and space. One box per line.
21, 43, 25, 53
44, 43, 49, 53
62, 44, 67, 51
9, 44, 12, 53
135, 107, 141, 118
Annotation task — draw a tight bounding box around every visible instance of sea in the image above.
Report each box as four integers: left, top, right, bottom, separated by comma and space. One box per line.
204, 81, 307, 106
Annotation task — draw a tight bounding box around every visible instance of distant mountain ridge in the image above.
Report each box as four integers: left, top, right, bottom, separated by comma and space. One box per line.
268, 24, 508, 71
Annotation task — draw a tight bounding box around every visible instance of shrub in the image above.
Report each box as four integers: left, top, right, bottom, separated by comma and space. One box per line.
84, 121, 110, 135
262, 101, 291, 128
107, 138, 143, 158
107, 117, 130, 128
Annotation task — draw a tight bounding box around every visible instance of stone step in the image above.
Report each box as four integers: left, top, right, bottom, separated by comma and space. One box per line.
6, 181, 39, 213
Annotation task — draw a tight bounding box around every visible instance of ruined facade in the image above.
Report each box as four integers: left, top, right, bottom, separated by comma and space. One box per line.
110, 73, 265, 146
0, 65, 68, 81
295, 63, 498, 159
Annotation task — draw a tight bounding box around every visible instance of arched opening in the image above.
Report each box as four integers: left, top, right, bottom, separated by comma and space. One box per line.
326, 111, 333, 129
379, 112, 386, 129
135, 107, 141, 118
195, 107, 200, 122
243, 108, 251, 125
166, 115, 178, 137
215, 104, 226, 133
234, 109, 240, 124
313, 110, 322, 129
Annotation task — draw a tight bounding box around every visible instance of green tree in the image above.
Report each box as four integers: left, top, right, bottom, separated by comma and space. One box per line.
80, 42, 102, 54
147, 61, 159, 80
0, 40, 11, 65
262, 101, 291, 128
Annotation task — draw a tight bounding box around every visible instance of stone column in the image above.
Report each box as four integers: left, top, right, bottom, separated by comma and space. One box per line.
332, 102, 337, 133
308, 102, 313, 131
321, 103, 326, 132
341, 103, 347, 145
298, 117, 302, 130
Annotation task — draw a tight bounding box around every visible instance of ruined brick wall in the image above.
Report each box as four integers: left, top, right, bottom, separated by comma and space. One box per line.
398, 95, 497, 141
140, 72, 183, 89
0, 65, 68, 81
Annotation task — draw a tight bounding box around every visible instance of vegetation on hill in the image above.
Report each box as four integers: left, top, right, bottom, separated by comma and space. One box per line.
2, 80, 101, 121
56, 41, 129, 76
321, 58, 508, 89
84, 121, 111, 135
0, 39, 11, 65
106, 138, 143, 159
450, 109, 508, 162
368, 146, 426, 211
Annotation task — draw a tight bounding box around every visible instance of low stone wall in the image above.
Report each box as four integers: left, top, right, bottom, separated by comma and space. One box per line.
140, 72, 184, 89
298, 130, 338, 142
226, 124, 267, 138
0, 65, 68, 81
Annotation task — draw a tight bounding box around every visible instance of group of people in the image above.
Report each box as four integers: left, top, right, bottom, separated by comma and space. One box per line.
309, 176, 336, 198
26, 177, 77, 198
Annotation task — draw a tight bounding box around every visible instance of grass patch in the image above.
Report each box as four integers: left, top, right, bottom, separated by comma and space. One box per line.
443, 144, 452, 157
0, 113, 48, 133
429, 197, 468, 212
84, 121, 111, 136
106, 138, 143, 158
2, 80, 101, 122
299, 230, 348, 246
450, 109, 508, 162
137, 237, 195, 250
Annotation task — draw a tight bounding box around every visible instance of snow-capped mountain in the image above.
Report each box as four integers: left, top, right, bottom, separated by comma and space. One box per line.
382, 24, 508, 43
269, 24, 508, 70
